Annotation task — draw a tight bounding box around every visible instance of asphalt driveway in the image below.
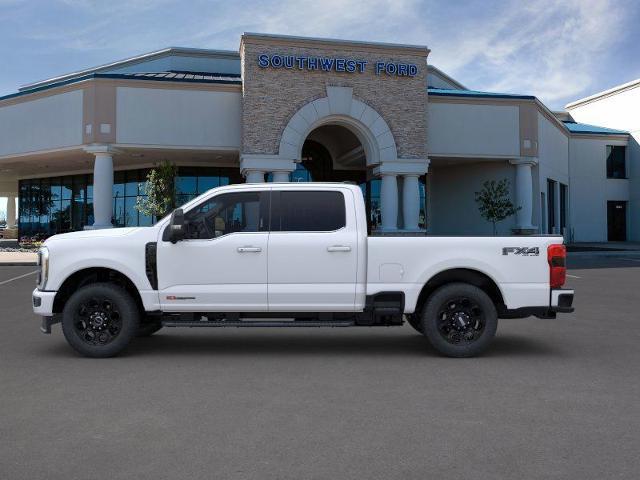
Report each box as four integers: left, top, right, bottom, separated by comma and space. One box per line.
1, 255, 639, 479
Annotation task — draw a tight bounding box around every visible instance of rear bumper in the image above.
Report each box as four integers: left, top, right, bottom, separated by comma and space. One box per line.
550, 288, 574, 313
499, 288, 574, 319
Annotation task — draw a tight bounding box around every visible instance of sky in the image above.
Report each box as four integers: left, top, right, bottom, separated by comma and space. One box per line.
1, 0, 639, 214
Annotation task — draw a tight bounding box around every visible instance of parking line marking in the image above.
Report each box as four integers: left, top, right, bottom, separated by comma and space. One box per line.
0, 270, 38, 287
566, 274, 581, 279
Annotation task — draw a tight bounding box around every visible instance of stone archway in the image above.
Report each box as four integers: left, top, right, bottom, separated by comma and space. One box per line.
278, 86, 398, 166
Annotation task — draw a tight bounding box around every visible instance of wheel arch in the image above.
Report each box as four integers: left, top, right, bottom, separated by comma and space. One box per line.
415, 268, 505, 315
53, 267, 144, 314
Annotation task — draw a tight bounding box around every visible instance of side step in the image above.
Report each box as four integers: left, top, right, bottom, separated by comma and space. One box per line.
162, 320, 356, 328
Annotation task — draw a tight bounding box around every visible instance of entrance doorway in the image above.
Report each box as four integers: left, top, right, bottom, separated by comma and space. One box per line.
291, 123, 426, 232
607, 201, 627, 241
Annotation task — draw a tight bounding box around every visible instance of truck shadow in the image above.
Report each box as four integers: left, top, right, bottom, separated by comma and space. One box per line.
116, 330, 560, 358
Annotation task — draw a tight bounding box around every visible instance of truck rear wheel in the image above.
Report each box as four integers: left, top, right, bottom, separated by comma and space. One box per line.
421, 283, 497, 357
61, 283, 140, 358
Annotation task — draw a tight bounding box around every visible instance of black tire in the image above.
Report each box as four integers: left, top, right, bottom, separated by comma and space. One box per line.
61, 283, 140, 358
421, 283, 498, 358
406, 314, 424, 334
136, 320, 163, 338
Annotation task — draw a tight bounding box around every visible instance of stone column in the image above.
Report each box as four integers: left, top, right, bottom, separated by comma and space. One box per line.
244, 170, 265, 183
271, 171, 290, 182
6, 195, 16, 229
85, 145, 117, 229
510, 158, 538, 233
402, 174, 421, 231
380, 173, 398, 231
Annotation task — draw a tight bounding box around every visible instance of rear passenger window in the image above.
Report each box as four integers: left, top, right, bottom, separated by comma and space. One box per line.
276, 191, 346, 232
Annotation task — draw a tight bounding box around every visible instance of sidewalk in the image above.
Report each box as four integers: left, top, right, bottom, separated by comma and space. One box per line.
0, 252, 38, 266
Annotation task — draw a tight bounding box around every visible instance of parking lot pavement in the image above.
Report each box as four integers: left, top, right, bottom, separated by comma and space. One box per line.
1, 258, 639, 480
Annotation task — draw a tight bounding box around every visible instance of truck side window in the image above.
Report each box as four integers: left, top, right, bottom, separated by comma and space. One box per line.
273, 191, 346, 232
184, 191, 268, 239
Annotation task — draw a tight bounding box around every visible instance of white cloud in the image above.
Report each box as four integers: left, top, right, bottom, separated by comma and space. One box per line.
3, 0, 635, 108
426, 0, 631, 107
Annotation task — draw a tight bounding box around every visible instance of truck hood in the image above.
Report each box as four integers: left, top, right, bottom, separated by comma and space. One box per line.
44, 227, 145, 245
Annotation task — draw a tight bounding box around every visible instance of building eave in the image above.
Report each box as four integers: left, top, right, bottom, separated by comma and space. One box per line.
565, 78, 640, 109
1, 73, 242, 105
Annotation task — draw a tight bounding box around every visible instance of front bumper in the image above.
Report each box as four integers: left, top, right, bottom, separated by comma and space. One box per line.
33, 289, 59, 334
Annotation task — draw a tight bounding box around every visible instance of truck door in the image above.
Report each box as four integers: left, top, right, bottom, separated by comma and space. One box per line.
156, 189, 270, 312
267, 188, 359, 312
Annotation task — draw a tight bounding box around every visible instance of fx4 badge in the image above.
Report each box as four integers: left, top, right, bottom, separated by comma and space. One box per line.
502, 247, 540, 256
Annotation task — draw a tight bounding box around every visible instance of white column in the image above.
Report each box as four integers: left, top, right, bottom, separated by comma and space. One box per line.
380, 173, 398, 231
402, 174, 420, 231
85, 146, 117, 229
271, 171, 290, 182
6, 195, 16, 229
244, 170, 265, 183
510, 158, 537, 231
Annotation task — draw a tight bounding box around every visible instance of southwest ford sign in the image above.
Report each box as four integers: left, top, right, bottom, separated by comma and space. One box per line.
257, 54, 418, 77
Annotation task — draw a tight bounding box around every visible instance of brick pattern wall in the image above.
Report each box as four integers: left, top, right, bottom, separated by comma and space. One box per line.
241, 39, 428, 159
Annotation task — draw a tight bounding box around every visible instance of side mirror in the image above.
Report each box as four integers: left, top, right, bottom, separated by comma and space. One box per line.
168, 208, 185, 244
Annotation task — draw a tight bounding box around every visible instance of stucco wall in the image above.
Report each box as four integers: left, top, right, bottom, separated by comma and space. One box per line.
0, 90, 83, 156
427, 102, 520, 157
115, 87, 242, 148
240, 37, 428, 159
429, 161, 517, 235
569, 137, 629, 241
568, 86, 639, 241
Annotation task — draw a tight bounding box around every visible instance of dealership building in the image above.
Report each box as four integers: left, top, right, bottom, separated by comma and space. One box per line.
0, 33, 637, 241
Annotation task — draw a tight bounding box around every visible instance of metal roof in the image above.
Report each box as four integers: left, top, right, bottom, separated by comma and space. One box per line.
562, 121, 628, 135
19, 47, 240, 92
428, 87, 535, 100
0, 71, 241, 103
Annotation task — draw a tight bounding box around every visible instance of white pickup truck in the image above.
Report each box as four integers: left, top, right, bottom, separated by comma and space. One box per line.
33, 183, 573, 358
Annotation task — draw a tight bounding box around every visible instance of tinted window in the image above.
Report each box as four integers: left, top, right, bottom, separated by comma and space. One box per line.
184, 191, 267, 239
607, 145, 626, 179
275, 191, 346, 232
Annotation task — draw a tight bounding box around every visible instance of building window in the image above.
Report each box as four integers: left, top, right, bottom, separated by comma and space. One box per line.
559, 183, 568, 232
547, 179, 556, 234
606, 145, 626, 179
18, 166, 240, 241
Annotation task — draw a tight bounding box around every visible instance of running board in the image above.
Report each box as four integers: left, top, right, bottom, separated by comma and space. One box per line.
162, 320, 356, 328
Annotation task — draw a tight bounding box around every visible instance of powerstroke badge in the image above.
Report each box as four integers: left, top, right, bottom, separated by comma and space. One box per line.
502, 247, 540, 256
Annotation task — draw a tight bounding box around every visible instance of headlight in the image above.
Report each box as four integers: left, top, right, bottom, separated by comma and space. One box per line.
37, 246, 49, 290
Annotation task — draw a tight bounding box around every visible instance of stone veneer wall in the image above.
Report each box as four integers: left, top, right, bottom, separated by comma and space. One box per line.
241, 37, 428, 160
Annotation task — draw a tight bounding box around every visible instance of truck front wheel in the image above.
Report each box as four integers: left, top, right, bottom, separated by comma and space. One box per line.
61, 283, 140, 358
421, 283, 498, 357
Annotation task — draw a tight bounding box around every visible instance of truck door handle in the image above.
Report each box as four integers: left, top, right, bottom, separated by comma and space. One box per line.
327, 245, 351, 252
237, 246, 262, 253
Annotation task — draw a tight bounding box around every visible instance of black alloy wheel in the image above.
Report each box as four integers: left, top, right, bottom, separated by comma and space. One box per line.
62, 283, 139, 358
421, 283, 498, 357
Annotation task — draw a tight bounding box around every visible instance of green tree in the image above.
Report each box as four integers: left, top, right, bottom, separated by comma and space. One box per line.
474, 179, 520, 235
135, 161, 178, 219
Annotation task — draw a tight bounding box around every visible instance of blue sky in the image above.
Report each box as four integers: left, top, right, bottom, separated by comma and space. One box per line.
1, 0, 639, 108
1, 0, 639, 216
